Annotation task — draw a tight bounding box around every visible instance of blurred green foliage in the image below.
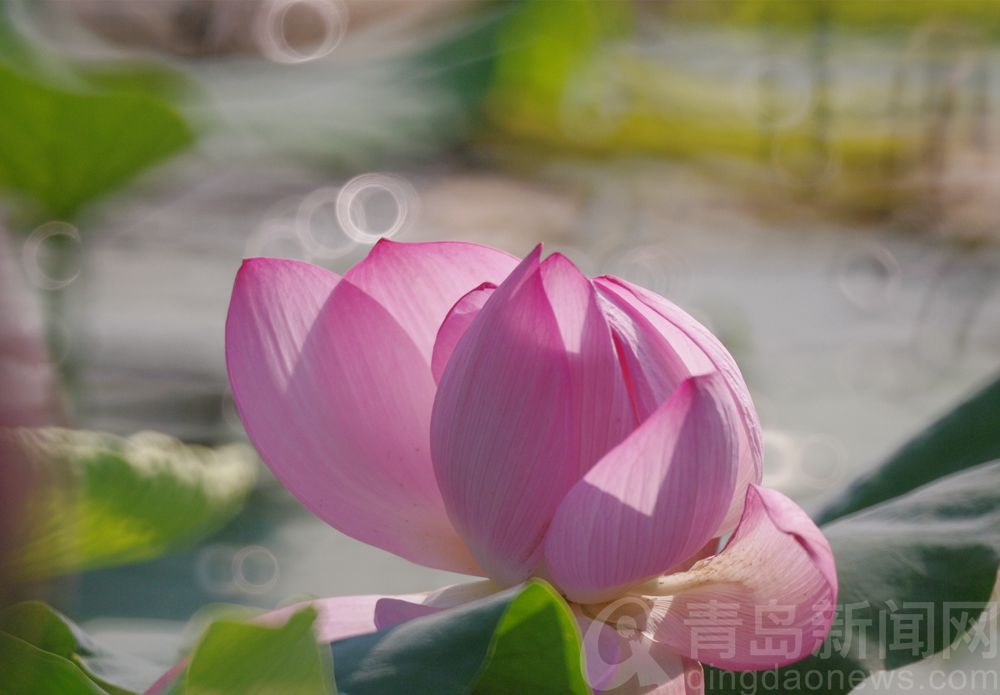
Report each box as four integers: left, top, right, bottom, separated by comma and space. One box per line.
0, 601, 159, 695
0, 632, 108, 694
70, 580, 590, 694
6, 428, 256, 581
663, 0, 1000, 34
0, 62, 194, 223
0, 604, 333, 695
482, 0, 972, 217
0, 8, 195, 224
182, 607, 333, 695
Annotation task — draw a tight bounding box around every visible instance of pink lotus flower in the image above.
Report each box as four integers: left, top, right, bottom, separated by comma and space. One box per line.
226, 240, 837, 693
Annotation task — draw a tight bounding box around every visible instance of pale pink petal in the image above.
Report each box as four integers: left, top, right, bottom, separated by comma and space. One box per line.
226, 258, 478, 573
431, 282, 495, 383
374, 579, 504, 630
642, 648, 703, 695
545, 373, 740, 603
431, 250, 636, 583
271, 581, 505, 648
642, 485, 837, 670
423, 579, 506, 609
574, 608, 625, 693
260, 592, 427, 642
345, 239, 518, 362
595, 277, 763, 534
431, 247, 575, 583
374, 598, 440, 630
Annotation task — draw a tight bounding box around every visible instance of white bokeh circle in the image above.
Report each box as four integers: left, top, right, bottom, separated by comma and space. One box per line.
335, 172, 418, 244
232, 544, 280, 594
832, 242, 901, 313
21, 221, 82, 290
254, 0, 348, 65
295, 185, 357, 259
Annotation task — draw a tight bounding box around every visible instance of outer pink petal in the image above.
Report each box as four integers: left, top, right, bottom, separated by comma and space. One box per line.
431, 247, 576, 583
642, 485, 837, 671
261, 592, 425, 642
595, 277, 763, 534
574, 609, 625, 692
422, 579, 506, 609
635, 645, 703, 695
544, 373, 740, 604
273, 582, 507, 649
431, 282, 496, 383
345, 239, 518, 363
226, 258, 478, 573
431, 250, 635, 584
374, 598, 440, 630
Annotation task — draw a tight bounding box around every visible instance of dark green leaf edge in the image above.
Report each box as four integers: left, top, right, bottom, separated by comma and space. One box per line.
817, 374, 1000, 525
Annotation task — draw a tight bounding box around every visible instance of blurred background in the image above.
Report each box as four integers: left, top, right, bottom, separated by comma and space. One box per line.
0, 0, 998, 690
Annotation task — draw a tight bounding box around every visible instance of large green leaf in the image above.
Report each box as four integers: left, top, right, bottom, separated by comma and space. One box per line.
817, 374, 1000, 524
0, 601, 159, 694
0, 631, 108, 695
5, 428, 257, 580
183, 607, 334, 695
0, 61, 193, 221
474, 578, 590, 695
707, 460, 1000, 695
331, 579, 590, 695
